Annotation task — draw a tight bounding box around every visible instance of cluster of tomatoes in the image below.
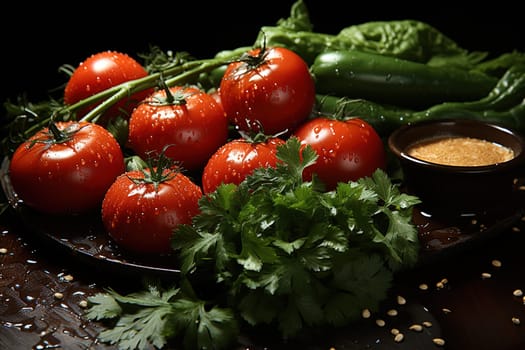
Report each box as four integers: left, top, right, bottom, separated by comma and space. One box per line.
8, 48, 386, 255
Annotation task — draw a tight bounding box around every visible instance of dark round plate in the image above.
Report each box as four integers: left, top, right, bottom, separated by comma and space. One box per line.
1, 157, 180, 278
2, 156, 524, 277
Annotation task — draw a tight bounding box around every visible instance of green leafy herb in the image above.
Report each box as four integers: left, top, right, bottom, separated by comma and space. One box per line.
87, 283, 238, 350
86, 137, 421, 349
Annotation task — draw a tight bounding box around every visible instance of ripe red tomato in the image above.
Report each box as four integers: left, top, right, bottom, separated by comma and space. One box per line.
219, 46, 316, 135
128, 85, 229, 172
64, 50, 151, 124
201, 136, 286, 194
101, 167, 202, 254
294, 117, 387, 190
9, 121, 125, 214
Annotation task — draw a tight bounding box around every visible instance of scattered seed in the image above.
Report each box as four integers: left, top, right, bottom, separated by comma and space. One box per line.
491, 259, 502, 268
422, 321, 433, 328
481, 272, 492, 279
62, 274, 74, 282
397, 295, 406, 305
442, 308, 452, 314
361, 308, 371, 319
512, 317, 521, 325
512, 226, 521, 233
471, 218, 478, 225
513, 289, 523, 297
387, 309, 398, 317
54, 292, 64, 300
375, 319, 386, 327
394, 333, 404, 343
432, 338, 446, 346
0, 248, 7, 254
419, 283, 429, 291
436, 278, 449, 289
522, 296, 525, 305
78, 300, 88, 308
391, 328, 400, 335
409, 324, 423, 332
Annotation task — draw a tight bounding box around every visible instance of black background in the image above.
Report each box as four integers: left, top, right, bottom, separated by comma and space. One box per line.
2, 0, 523, 103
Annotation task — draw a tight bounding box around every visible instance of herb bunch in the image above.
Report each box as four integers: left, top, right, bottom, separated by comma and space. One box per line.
86, 138, 421, 349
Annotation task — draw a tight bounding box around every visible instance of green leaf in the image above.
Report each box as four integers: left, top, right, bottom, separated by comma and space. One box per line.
382, 209, 420, 269
239, 264, 282, 293
170, 299, 238, 350
98, 305, 172, 350
323, 252, 393, 326
323, 292, 362, 326
175, 225, 223, 275
237, 230, 279, 272
272, 236, 306, 254
85, 293, 122, 320
278, 298, 304, 338
332, 251, 393, 303
238, 290, 281, 325
85, 285, 181, 350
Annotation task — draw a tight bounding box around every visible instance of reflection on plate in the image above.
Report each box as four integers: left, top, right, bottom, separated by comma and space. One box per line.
1, 156, 524, 277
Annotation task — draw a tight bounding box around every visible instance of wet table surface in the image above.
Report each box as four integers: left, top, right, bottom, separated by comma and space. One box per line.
2, 204, 525, 350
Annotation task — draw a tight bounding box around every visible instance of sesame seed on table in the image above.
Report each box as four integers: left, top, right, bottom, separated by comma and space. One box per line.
1, 196, 525, 349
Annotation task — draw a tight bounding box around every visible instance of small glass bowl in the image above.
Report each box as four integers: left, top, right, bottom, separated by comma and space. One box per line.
388, 119, 525, 218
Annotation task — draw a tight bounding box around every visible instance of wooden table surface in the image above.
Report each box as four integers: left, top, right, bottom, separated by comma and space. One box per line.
1, 201, 525, 350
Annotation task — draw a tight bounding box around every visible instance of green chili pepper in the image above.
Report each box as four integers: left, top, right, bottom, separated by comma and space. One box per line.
315, 64, 525, 136
311, 50, 499, 110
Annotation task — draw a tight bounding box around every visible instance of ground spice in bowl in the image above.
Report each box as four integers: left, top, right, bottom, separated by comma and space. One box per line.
388, 119, 525, 218
406, 136, 515, 167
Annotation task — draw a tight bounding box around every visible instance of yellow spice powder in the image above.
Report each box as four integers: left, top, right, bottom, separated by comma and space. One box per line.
406, 137, 514, 166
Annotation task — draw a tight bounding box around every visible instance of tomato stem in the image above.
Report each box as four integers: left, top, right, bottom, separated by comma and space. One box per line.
127, 145, 179, 192
15, 49, 249, 143
48, 122, 70, 142
159, 76, 175, 104
77, 55, 242, 123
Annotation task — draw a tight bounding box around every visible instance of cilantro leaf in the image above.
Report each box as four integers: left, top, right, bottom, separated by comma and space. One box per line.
97, 305, 172, 350
172, 138, 421, 340
85, 293, 122, 320
86, 284, 238, 350
86, 136, 422, 349
169, 299, 239, 350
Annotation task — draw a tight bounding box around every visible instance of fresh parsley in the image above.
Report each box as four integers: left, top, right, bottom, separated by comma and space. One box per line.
86, 137, 421, 349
